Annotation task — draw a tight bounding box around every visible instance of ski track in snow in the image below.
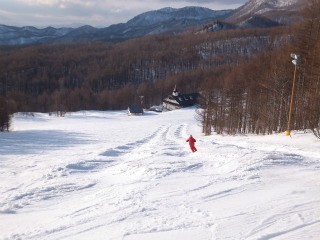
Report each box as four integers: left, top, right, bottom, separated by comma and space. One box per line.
1, 109, 320, 240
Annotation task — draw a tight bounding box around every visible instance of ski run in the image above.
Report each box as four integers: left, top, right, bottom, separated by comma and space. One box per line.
1, 107, 320, 240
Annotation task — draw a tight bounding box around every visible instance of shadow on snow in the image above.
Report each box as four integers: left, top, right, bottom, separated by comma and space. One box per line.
0, 130, 92, 155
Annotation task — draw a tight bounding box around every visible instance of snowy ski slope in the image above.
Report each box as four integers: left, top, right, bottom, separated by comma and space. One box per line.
1, 108, 320, 240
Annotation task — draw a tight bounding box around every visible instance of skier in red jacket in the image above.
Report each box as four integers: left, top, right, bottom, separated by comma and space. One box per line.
186, 135, 197, 152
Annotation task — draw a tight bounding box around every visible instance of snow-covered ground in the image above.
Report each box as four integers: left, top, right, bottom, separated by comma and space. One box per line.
1, 108, 320, 240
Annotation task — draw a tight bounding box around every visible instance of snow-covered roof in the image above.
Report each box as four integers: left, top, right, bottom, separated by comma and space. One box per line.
163, 92, 199, 108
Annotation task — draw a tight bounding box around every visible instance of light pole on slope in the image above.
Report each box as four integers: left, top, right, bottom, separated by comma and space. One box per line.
285, 53, 299, 137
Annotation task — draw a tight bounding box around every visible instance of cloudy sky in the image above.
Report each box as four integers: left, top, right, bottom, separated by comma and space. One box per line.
0, 0, 247, 28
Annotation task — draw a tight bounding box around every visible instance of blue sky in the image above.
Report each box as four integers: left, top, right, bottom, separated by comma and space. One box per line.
0, 0, 247, 28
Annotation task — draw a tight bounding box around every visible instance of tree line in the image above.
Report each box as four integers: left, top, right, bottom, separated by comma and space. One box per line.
0, 26, 292, 131
198, 0, 320, 138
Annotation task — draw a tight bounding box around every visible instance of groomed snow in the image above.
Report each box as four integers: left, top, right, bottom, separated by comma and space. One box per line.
1, 108, 319, 240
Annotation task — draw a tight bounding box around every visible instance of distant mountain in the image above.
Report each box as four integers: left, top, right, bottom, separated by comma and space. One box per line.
60, 7, 232, 43
227, 0, 305, 24
0, 7, 231, 45
199, 0, 305, 33
199, 21, 237, 33
0, 1, 307, 46
198, 16, 281, 34
238, 16, 282, 28
0, 25, 72, 45
126, 7, 229, 27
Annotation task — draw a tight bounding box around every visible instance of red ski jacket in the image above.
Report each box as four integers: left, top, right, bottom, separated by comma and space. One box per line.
186, 136, 196, 145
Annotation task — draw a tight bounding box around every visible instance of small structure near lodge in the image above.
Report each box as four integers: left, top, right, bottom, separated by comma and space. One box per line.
162, 86, 199, 111
128, 105, 144, 116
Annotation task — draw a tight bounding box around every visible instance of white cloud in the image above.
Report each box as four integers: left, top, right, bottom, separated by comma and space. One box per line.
18, 0, 96, 7
18, 0, 56, 5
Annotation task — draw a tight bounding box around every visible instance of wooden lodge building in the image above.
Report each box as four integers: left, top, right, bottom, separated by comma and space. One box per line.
162, 86, 199, 111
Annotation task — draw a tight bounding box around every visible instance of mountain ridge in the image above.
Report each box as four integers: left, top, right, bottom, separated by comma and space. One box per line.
0, 6, 232, 45
227, 0, 304, 23
0, 0, 305, 46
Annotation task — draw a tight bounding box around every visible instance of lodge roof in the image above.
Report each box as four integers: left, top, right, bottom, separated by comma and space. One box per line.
163, 92, 199, 107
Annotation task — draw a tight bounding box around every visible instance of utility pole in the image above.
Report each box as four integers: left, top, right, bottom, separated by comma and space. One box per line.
285, 53, 299, 136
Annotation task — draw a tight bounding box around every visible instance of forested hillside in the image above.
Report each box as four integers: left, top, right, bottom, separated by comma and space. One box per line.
0, 27, 291, 112
198, 0, 320, 137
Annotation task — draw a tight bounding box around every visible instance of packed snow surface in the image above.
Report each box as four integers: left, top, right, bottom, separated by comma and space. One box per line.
1, 108, 320, 240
